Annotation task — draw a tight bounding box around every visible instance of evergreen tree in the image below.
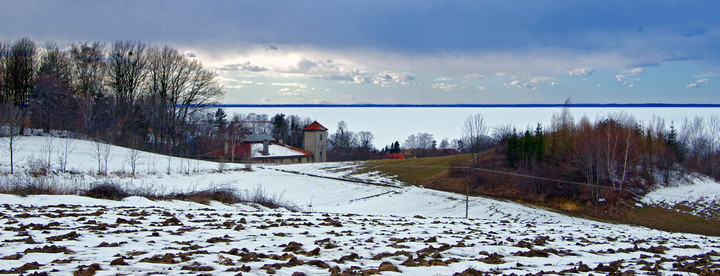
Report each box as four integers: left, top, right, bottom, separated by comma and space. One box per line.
214, 108, 227, 132
666, 123, 685, 162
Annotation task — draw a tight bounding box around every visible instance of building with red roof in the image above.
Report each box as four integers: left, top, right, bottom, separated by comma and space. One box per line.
303, 121, 328, 162
205, 121, 328, 164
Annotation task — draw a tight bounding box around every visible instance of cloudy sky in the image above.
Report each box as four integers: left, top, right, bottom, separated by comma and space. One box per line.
2, 0, 719, 104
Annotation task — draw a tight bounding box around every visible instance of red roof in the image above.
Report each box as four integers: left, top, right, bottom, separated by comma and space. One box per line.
204, 143, 251, 159
385, 153, 406, 159
303, 121, 328, 131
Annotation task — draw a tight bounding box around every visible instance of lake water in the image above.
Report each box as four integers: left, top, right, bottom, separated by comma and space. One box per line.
223, 107, 720, 148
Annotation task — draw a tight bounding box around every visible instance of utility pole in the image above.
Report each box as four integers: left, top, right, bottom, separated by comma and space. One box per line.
465, 169, 470, 219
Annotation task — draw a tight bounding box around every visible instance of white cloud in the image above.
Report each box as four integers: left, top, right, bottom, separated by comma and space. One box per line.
431, 83, 458, 91
216, 76, 250, 89
477, 86, 487, 91
616, 67, 646, 82
353, 75, 369, 84
550, 81, 559, 86
278, 87, 308, 96
596, 83, 603, 88
372, 72, 414, 86
271, 83, 307, 88
223, 84, 246, 89
504, 80, 533, 90
260, 97, 271, 103
435, 77, 453, 81
629, 67, 645, 74
569, 68, 594, 76
686, 78, 708, 88
198, 43, 663, 90
628, 84, 635, 88
222, 61, 268, 72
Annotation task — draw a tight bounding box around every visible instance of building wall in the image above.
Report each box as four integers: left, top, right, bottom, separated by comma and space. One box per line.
303, 130, 327, 162
255, 156, 313, 164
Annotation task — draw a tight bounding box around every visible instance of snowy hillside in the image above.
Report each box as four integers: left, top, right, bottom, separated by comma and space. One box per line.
1, 136, 719, 275
642, 174, 720, 220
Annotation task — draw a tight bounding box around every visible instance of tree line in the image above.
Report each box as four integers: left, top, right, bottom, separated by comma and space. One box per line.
458, 104, 720, 205
0, 37, 222, 158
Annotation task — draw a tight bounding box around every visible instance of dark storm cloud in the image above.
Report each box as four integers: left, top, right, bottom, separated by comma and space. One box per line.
2, 0, 719, 59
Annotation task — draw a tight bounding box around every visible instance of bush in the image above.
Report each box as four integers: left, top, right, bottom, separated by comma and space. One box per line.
0, 175, 75, 196
167, 188, 241, 205
241, 185, 301, 211
83, 181, 129, 200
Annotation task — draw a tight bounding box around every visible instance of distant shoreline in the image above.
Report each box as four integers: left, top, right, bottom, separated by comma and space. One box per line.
205, 103, 720, 108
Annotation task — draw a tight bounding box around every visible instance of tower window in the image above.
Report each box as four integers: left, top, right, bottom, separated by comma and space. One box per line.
319, 134, 322, 140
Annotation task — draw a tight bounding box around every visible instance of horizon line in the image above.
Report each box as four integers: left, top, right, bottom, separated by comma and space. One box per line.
202, 103, 720, 108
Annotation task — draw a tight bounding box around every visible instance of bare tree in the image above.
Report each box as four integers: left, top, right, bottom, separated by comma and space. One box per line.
56, 137, 75, 173
358, 131, 374, 150
438, 138, 450, 149
644, 115, 666, 177
2, 38, 37, 106
0, 41, 6, 103
0, 104, 28, 174
708, 115, 720, 179
403, 132, 434, 157
146, 45, 222, 153
107, 40, 148, 120
570, 116, 602, 203
462, 114, 489, 166
69, 41, 106, 132
91, 139, 112, 175
125, 140, 143, 176
329, 121, 358, 160
41, 136, 54, 171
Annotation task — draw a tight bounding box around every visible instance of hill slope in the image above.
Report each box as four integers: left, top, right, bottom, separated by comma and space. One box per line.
1, 136, 719, 274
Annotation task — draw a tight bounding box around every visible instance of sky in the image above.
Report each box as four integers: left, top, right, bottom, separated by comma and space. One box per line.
2, 0, 720, 104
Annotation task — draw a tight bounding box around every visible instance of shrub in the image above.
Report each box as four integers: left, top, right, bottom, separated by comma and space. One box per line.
0, 175, 76, 196
83, 181, 129, 200
167, 188, 241, 205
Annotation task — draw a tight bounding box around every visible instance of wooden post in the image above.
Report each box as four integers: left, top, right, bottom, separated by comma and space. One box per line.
465, 169, 470, 219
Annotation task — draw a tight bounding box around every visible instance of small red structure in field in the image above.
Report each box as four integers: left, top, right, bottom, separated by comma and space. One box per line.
385, 153, 406, 159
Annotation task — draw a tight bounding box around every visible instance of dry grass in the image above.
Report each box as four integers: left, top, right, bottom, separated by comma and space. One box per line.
358, 154, 473, 186
629, 205, 720, 236
360, 152, 720, 237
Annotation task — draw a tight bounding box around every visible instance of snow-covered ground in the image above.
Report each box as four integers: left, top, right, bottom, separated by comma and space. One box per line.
642, 173, 720, 220
1, 136, 720, 275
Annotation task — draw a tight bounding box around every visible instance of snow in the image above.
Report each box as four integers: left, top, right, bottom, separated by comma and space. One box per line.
1, 136, 720, 275
251, 143, 309, 158
642, 173, 720, 219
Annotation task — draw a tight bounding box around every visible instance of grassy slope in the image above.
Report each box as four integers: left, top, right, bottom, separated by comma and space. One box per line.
359, 154, 720, 236
358, 154, 472, 186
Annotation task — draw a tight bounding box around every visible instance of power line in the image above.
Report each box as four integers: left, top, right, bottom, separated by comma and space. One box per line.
367, 164, 694, 200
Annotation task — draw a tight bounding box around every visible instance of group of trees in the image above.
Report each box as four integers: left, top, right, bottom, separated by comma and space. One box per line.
327, 121, 378, 161
1, 37, 222, 160
480, 105, 720, 204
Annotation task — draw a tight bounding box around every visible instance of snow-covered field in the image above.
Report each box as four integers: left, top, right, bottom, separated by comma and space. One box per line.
1, 136, 720, 275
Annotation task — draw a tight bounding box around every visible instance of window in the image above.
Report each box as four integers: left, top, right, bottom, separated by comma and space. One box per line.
298, 158, 301, 163
319, 134, 323, 140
